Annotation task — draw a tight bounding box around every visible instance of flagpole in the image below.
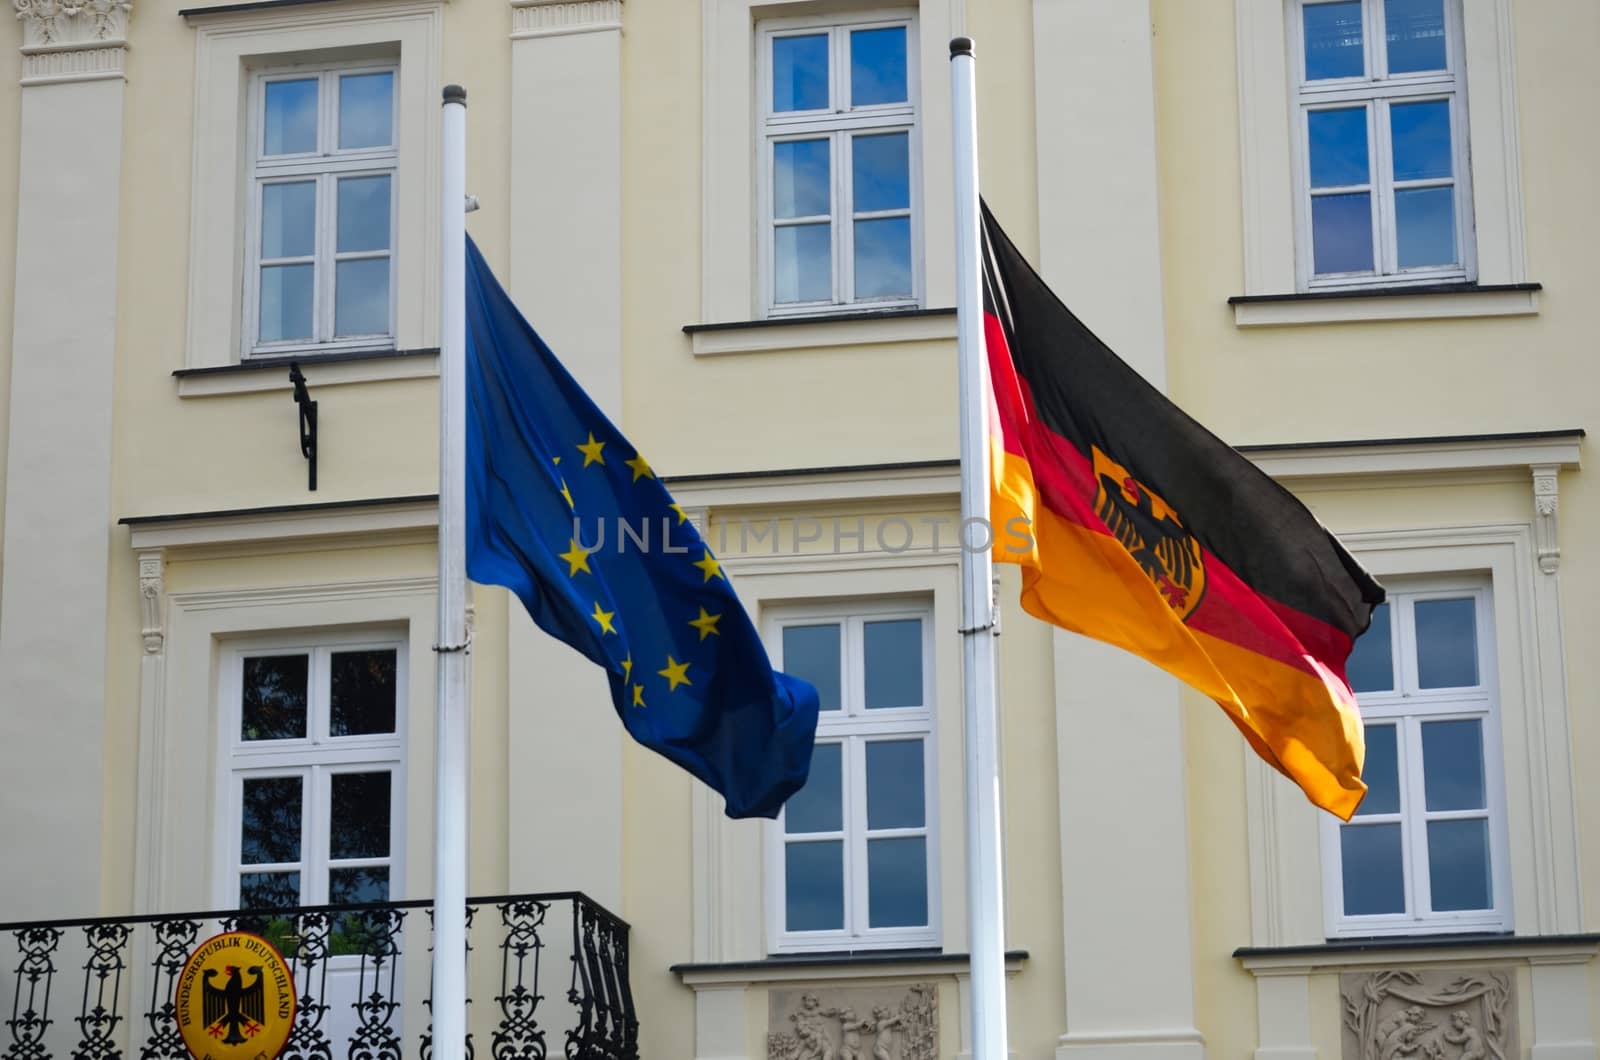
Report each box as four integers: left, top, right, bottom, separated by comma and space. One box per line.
433, 82, 470, 1060
949, 36, 1009, 1060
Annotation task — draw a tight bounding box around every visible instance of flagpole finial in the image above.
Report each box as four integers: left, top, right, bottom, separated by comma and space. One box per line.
950, 36, 974, 58
443, 84, 467, 105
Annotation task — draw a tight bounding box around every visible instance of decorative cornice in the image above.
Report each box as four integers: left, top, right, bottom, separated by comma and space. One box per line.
1531, 464, 1561, 574
510, 0, 619, 39
15, 0, 131, 84
137, 549, 165, 654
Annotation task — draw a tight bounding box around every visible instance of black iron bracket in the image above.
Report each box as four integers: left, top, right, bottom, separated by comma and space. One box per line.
289, 362, 318, 491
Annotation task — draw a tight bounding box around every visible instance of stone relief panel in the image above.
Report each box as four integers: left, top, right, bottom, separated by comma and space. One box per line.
768, 983, 937, 1060
1342, 969, 1517, 1060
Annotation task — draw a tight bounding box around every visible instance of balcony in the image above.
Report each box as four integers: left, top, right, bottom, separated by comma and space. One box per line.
0, 891, 636, 1060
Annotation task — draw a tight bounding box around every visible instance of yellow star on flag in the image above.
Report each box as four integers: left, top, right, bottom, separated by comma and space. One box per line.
669, 502, 689, 525
558, 539, 592, 576
688, 607, 722, 641
560, 479, 574, 508
631, 683, 646, 708
693, 550, 725, 583
577, 432, 606, 467
624, 453, 654, 482
590, 601, 617, 635
553, 455, 561, 465
621, 656, 633, 682
658, 655, 692, 692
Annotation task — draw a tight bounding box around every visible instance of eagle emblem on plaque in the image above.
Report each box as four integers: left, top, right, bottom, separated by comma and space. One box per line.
175, 931, 296, 1060
1092, 446, 1206, 620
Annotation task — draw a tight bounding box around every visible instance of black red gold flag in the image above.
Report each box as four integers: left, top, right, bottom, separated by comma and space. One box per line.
981, 201, 1385, 820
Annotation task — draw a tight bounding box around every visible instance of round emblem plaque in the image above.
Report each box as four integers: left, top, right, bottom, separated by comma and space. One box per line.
174, 931, 297, 1060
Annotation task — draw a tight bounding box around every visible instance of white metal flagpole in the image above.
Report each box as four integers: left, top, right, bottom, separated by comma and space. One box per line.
949, 36, 1010, 1060
433, 82, 470, 1060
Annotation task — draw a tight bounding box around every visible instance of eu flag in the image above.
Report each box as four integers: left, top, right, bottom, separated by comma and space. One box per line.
463, 237, 820, 819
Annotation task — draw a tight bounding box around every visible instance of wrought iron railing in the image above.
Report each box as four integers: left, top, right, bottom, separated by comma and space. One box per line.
0, 892, 637, 1060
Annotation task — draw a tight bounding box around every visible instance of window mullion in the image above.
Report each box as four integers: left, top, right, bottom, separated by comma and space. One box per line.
1371, 100, 1397, 276
320, 174, 336, 343
1403, 716, 1432, 919
848, 735, 868, 937
1368, 0, 1387, 80
837, 130, 851, 306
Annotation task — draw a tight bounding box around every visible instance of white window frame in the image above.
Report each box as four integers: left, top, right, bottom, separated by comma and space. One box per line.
764, 600, 939, 953
243, 59, 400, 360
1320, 580, 1511, 937
756, 12, 923, 318
218, 631, 408, 911
1289, 0, 1476, 290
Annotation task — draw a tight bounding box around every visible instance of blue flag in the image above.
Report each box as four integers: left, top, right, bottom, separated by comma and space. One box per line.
463, 237, 820, 819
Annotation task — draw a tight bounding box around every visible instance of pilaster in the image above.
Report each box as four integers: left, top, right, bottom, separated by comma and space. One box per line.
0, 0, 129, 918
504, 0, 626, 911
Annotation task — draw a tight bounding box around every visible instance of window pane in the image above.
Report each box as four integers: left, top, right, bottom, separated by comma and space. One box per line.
854, 217, 912, 300
337, 175, 391, 253
782, 624, 841, 712
785, 840, 844, 931
1348, 602, 1393, 693
785, 742, 842, 833
1395, 187, 1456, 269
1428, 818, 1492, 911
1385, 0, 1447, 73
242, 655, 309, 740
773, 139, 830, 219
240, 872, 301, 910
335, 258, 390, 337
1355, 723, 1399, 816
259, 264, 315, 343
261, 182, 315, 259
865, 619, 922, 708
330, 772, 391, 859
1340, 822, 1405, 915
241, 777, 302, 864
338, 72, 394, 150
1311, 193, 1374, 274
775, 224, 831, 304
866, 740, 924, 829
772, 34, 828, 112
852, 132, 910, 213
867, 836, 927, 928
1391, 100, 1452, 180
1422, 719, 1486, 811
329, 867, 390, 905
1303, 1, 1364, 80
1415, 598, 1478, 688
331, 649, 398, 736
850, 27, 908, 107
263, 78, 317, 155
1308, 108, 1369, 187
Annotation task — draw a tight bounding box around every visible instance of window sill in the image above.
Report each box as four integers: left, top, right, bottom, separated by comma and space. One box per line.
670, 948, 1028, 987
1228, 282, 1541, 327
174, 347, 439, 398
1235, 932, 1600, 973
683, 307, 956, 356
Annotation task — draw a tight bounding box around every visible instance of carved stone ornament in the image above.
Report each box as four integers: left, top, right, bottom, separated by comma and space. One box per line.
768, 983, 937, 1060
509, 0, 621, 39
137, 549, 165, 655
1531, 464, 1560, 574
1341, 969, 1517, 1060
14, 0, 131, 50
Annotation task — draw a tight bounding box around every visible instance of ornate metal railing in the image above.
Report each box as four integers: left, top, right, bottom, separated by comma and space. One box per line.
0, 892, 637, 1060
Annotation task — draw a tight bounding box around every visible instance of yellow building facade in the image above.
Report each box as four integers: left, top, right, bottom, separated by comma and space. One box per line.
0, 0, 1595, 1058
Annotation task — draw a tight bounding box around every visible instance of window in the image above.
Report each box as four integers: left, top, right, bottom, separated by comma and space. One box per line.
246, 62, 398, 357
1323, 585, 1509, 936
759, 15, 920, 316
224, 635, 406, 915
768, 604, 936, 951
1292, 0, 1473, 288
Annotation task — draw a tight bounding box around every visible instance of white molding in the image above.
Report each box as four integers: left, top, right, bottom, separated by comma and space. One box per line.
509, 0, 621, 40
689, 310, 955, 356
138, 549, 166, 654
1238, 937, 1600, 973
125, 497, 437, 551
176, 352, 440, 397
1243, 433, 1582, 481
14, 0, 130, 83
186, 2, 443, 371
1232, 286, 1539, 326
675, 952, 1026, 987
667, 463, 959, 511
1531, 464, 1561, 574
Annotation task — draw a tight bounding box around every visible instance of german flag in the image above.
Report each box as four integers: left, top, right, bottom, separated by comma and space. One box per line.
981, 202, 1385, 820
